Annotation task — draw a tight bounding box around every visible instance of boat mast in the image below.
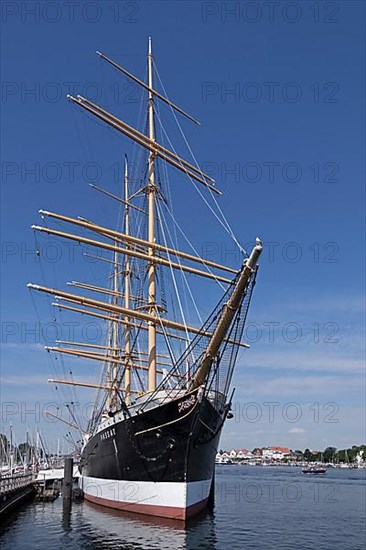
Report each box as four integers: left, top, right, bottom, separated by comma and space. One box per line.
111, 225, 119, 410
123, 156, 132, 403
106, 328, 111, 411
147, 37, 157, 392
9, 423, 13, 473
189, 239, 263, 391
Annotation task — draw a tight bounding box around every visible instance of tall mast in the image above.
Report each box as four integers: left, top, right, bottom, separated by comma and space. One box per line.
124, 156, 131, 403
147, 37, 157, 392
106, 325, 112, 410
9, 423, 13, 473
189, 239, 263, 391
111, 222, 119, 410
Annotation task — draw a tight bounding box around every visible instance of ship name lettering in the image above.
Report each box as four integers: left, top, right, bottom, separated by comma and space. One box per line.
178, 395, 196, 413
100, 428, 116, 441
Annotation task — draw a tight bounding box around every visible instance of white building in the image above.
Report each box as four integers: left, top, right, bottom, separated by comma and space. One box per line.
262, 447, 291, 461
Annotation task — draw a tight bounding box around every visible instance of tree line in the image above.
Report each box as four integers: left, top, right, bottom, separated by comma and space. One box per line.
297, 445, 366, 463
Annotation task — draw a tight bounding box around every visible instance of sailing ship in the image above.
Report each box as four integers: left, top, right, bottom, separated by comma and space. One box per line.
28, 40, 263, 520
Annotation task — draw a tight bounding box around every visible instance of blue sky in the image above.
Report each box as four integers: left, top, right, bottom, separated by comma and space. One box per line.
1, 1, 365, 453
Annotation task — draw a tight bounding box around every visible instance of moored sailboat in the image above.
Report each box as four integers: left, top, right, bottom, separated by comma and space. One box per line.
28, 39, 263, 520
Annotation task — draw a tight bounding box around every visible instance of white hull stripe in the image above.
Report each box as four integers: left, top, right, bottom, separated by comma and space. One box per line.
80, 476, 212, 520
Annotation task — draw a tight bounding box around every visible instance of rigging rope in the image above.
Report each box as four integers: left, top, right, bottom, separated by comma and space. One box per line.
153, 60, 247, 257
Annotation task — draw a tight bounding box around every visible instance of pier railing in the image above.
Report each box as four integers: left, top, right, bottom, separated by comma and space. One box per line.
0, 473, 35, 495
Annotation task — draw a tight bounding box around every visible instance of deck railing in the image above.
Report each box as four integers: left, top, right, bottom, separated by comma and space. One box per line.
0, 473, 35, 495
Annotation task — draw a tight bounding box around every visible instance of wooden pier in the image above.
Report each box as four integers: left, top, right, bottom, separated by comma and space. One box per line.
0, 474, 36, 516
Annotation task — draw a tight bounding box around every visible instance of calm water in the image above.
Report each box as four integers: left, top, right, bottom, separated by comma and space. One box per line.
1, 466, 365, 549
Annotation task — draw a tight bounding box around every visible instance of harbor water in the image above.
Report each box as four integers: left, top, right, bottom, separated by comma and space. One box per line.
1, 466, 365, 549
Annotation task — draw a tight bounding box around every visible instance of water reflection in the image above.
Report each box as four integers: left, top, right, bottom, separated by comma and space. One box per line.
61, 499, 72, 531
76, 500, 217, 550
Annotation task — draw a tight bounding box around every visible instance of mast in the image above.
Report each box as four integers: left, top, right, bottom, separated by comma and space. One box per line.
189, 239, 263, 391
111, 240, 119, 409
123, 156, 132, 403
110, 192, 121, 410
147, 37, 157, 392
9, 423, 13, 473
106, 330, 111, 411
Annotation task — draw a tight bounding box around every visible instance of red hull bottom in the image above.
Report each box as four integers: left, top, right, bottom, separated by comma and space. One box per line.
84, 492, 208, 521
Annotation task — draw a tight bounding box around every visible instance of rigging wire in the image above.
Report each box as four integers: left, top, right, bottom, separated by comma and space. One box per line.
156, 197, 203, 326
154, 109, 227, 290
153, 59, 247, 257
154, 199, 191, 346
154, 99, 206, 325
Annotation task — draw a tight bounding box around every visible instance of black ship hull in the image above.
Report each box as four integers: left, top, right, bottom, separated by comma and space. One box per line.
79, 389, 226, 520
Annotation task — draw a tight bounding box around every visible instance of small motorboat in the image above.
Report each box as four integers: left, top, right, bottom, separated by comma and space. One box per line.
302, 465, 327, 475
